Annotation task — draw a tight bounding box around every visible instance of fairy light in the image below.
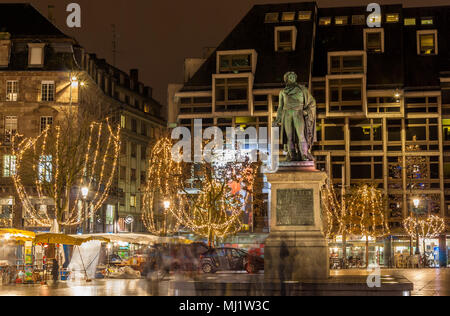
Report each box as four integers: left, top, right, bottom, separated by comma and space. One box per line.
403, 215, 445, 240
142, 137, 258, 244
12, 119, 121, 228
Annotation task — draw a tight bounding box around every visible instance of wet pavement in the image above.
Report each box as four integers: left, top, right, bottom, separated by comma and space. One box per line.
0, 269, 448, 296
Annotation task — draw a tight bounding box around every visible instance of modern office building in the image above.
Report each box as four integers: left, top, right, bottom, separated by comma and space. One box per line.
0, 4, 165, 233
168, 2, 450, 266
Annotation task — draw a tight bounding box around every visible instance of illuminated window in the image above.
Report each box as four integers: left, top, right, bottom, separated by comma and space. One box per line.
364, 29, 384, 53
275, 26, 297, 52
281, 12, 295, 22
265, 12, 279, 23
319, 17, 331, 26
421, 17, 434, 25
417, 30, 438, 55
41, 81, 54, 101
386, 13, 399, 23
38, 155, 52, 183
352, 15, 365, 25
144, 104, 150, 113
106, 205, 114, 225
298, 11, 311, 21
6, 80, 18, 101
404, 18, 416, 26
3, 155, 16, 177
4, 116, 17, 143
120, 115, 126, 128
130, 195, 136, 207
335, 16, 348, 25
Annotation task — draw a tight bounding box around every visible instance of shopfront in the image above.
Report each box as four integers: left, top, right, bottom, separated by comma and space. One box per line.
329, 235, 385, 268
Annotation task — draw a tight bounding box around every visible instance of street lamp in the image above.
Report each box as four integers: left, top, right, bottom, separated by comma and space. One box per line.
81, 186, 89, 233
163, 200, 170, 237
412, 197, 421, 255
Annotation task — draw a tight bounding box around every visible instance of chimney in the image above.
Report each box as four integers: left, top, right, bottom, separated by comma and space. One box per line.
48, 5, 55, 23
130, 69, 139, 83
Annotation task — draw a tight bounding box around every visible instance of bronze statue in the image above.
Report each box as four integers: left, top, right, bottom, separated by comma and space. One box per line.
273, 72, 316, 161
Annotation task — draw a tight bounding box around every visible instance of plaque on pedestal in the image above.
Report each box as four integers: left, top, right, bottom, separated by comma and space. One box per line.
264, 162, 329, 281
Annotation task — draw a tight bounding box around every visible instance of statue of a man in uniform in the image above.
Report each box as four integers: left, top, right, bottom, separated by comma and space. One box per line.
273, 71, 317, 161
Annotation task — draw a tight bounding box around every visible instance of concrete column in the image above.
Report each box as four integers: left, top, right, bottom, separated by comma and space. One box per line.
439, 234, 447, 267
384, 236, 393, 267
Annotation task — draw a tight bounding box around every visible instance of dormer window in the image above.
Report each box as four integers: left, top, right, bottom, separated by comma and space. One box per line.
386, 13, 399, 23
417, 30, 438, 55
28, 43, 45, 67
364, 29, 384, 53
335, 16, 348, 25
217, 50, 257, 74
319, 17, 332, 26
352, 15, 365, 25
275, 26, 297, 52
281, 12, 295, 22
298, 11, 311, 21
265, 12, 279, 23
421, 17, 434, 25
0, 34, 11, 67
404, 18, 416, 26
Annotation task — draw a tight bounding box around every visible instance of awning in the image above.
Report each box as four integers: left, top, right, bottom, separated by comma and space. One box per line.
35, 233, 110, 246
0, 228, 35, 242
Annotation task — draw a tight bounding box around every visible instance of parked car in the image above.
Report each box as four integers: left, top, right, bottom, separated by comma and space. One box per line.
142, 242, 209, 276
200, 247, 264, 274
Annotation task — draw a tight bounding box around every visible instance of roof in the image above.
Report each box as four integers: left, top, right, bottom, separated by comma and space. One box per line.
0, 3, 69, 39
181, 2, 450, 92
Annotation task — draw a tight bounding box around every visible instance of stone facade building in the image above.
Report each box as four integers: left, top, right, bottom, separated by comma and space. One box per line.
0, 4, 165, 232
168, 2, 450, 266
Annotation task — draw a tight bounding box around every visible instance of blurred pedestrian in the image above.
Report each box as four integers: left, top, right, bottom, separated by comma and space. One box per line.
51, 259, 59, 283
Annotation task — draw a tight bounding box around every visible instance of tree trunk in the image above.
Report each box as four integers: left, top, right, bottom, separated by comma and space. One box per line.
366, 236, 369, 268
342, 232, 347, 269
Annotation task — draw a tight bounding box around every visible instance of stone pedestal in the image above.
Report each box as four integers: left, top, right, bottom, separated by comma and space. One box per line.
264, 161, 329, 281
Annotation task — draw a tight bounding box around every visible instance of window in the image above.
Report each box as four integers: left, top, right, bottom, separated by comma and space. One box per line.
319, 17, 331, 26
417, 30, 438, 55
421, 17, 434, 25
141, 145, 147, 160
131, 118, 137, 133
6, 80, 18, 101
130, 168, 136, 182
352, 15, 365, 25
335, 16, 348, 25
4, 116, 17, 143
214, 75, 250, 112
219, 53, 252, 73
28, 43, 45, 67
40, 116, 53, 133
0, 38, 11, 67
3, 155, 16, 177
141, 122, 147, 136
41, 81, 55, 101
328, 77, 365, 113
131, 143, 137, 157
298, 11, 311, 21
386, 13, 399, 23
179, 96, 212, 114
329, 53, 365, 74
265, 12, 279, 23
130, 195, 136, 207
281, 12, 295, 22
38, 155, 52, 183
404, 18, 416, 26
364, 29, 384, 53
106, 205, 115, 225
275, 26, 297, 52
144, 104, 150, 113
120, 115, 126, 129
119, 166, 126, 180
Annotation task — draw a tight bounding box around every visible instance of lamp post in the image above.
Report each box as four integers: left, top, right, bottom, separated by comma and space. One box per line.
81, 186, 89, 234
163, 200, 170, 237
413, 197, 421, 255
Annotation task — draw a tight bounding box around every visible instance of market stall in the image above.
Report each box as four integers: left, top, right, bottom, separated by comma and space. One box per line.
0, 229, 35, 284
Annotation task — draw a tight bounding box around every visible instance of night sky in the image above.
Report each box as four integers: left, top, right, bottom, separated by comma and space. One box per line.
5, 0, 450, 106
